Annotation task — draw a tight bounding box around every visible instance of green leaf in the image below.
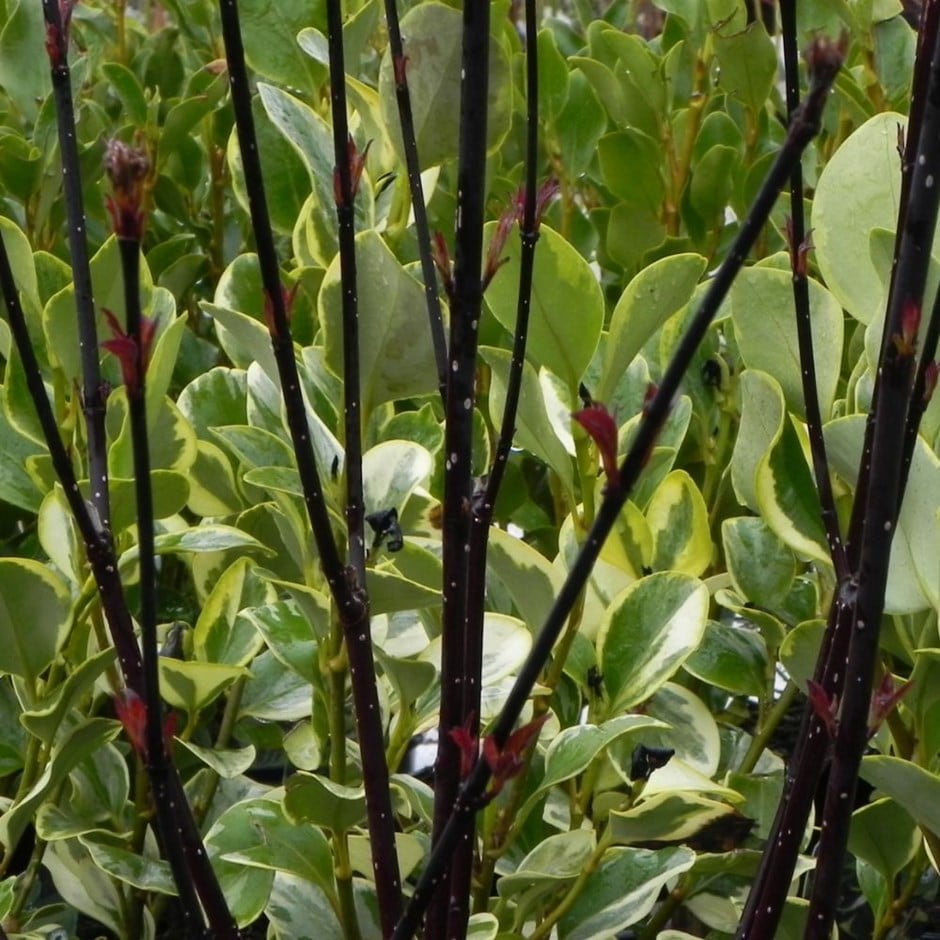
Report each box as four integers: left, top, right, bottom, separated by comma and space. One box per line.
480, 347, 574, 495
485, 225, 604, 394
558, 846, 696, 939
219, 800, 334, 894
779, 618, 826, 690
825, 415, 940, 613
238, 0, 324, 94
265, 872, 344, 940
643, 682, 722, 778
0, 558, 70, 684
81, 836, 176, 896
610, 792, 737, 844
0, 0, 51, 119
158, 658, 250, 714
20, 648, 117, 743
284, 773, 367, 833
178, 739, 257, 779
362, 441, 433, 518
244, 596, 325, 684
683, 620, 767, 697
731, 369, 786, 513
812, 112, 908, 324
0, 718, 122, 852
194, 558, 271, 667
497, 829, 596, 897
861, 756, 940, 838
723, 516, 797, 607
645, 470, 713, 576
599, 253, 706, 402
538, 28, 570, 120
597, 130, 665, 211
713, 21, 778, 113
732, 266, 844, 419
377, 1, 511, 169
367, 567, 443, 615
204, 797, 280, 926
319, 230, 438, 414
849, 797, 918, 882
422, 613, 531, 686
178, 367, 249, 441
599, 572, 709, 713
238, 650, 312, 721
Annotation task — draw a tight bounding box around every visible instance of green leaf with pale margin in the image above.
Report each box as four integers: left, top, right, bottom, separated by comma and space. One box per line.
485, 526, 564, 635
0, 402, 43, 512
187, 441, 244, 516
683, 620, 767, 697
861, 756, 940, 838
645, 470, 713, 576
178, 739, 257, 779
20, 648, 116, 743
0, 558, 70, 684
319, 230, 438, 414
480, 346, 574, 495
610, 792, 738, 845
732, 266, 844, 419
599, 572, 709, 713
599, 253, 706, 402
421, 613, 531, 686
485, 224, 604, 394
755, 415, 829, 567
265, 872, 345, 940
779, 619, 826, 689
194, 557, 272, 667
178, 367, 249, 440
644, 682, 722, 778
348, 832, 425, 882
201, 301, 278, 379
219, 801, 333, 894
731, 370, 784, 512
284, 774, 367, 833
849, 798, 919, 881
107, 394, 197, 477
497, 829, 596, 898
244, 597, 323, 684
558, 847, 696, 939
812, 113, 908, 324
722, 516, 797, 607
362, 441, 433, 518
82, 836, 176, 896
825, 415, 940, 613
158, 659, 250, 713
367, 567, 443, 615
238, 650, 312, 722
377, 1, 511, 169
204, 798, 279, 926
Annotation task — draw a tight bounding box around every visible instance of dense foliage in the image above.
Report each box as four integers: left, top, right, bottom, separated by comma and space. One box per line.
0, 0, 938, 938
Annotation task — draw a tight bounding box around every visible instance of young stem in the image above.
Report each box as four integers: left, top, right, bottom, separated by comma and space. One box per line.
382, 0, 448, 396
426, 1, 491, 937
325, 2, 404, 931
780, 0, 847, 579
117, 236, 238, 939
804, 34, 940, 939
41, 0, 112, 533
392, 47, 839, 940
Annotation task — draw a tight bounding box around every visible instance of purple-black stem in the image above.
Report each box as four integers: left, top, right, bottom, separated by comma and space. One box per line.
425, 0, 492, 936
41, 0, 112, 533
392, 44, 839, 940
325, 0, 404, 932
382, 0, 448, 397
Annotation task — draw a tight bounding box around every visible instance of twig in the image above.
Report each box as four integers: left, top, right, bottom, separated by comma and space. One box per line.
391, 40, 840, 940
42, 0, 111, 532
382, 0, 448, 396
780, 0, 847, 580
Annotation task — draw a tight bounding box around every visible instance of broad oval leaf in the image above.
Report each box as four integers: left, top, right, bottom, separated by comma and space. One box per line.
485, 224, 604, 394
598, 572, 709, 713
645, 470, 713, 576
722, 516, 797, 607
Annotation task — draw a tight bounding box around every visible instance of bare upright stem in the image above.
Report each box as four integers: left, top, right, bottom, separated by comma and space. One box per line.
41, 0, 112, 532
426, 1, 491, 936
382, 0, 448, 397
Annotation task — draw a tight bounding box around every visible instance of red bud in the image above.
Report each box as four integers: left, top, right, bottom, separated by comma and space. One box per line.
573, 402, 620, 489
101, 308, 156, 395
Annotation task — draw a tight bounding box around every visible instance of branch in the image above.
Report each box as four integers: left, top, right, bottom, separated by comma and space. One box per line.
41, 0, 111, 532
804, 21, 940, 936
392, 40, 840, 940
325, 0, 404, 931
780, 0, 847, 579
382, 0, 448, 397
426, 1, 492, 936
